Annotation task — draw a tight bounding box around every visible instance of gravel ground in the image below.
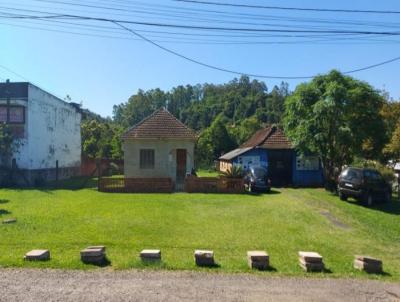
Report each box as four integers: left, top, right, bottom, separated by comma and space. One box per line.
0, 269, 399, 302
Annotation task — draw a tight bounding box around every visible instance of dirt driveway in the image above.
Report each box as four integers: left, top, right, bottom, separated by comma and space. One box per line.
0, 269, 399, 302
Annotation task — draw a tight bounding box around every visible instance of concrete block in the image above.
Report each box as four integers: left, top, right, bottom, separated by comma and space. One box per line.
24, 250, 50, 261
87, 246, 106, 252
80, 248, 104, 257
194, 250, 215, 267
247, 251, 269, 270
80, 246, 106, 264
354, 259, 383, 274
140, 249, 161, 260
2, 218, 17, 224
299, 258, 324, 272
298, 251, 323, 263
81, 254, 105, 264
355, 255, 382, 266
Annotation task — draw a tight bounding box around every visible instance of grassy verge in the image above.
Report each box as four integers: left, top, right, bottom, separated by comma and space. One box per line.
0, 186, 399, 280
196, 169, 219, 177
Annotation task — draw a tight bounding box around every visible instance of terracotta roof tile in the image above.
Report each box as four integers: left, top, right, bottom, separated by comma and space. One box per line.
241, 125, 292, 149
122, 108, 197, 140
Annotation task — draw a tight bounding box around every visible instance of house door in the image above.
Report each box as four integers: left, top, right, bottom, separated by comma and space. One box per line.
267, 150, 293, 187
176, 149, 187, 183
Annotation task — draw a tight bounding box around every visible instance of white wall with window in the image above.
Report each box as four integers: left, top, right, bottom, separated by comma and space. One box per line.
296, 156, 320, 171
0, 83, 81, 171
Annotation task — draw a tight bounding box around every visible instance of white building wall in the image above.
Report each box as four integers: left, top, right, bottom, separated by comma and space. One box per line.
123, 139, 195, 181
24, 84, 81, 170
0, 98, 29, 168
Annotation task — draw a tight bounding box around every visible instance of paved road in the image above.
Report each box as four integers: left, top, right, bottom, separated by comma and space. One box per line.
0, 269, 399, 301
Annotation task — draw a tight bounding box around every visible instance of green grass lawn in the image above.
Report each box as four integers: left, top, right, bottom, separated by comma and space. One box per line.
0, 184, 399, 281
196, 169, 220, 177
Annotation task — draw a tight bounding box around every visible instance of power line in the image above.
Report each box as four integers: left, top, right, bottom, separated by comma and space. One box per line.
112, 21, 400, 79
0, 64, 68, 102
27, 0, 400, 31
3, 11, 396, 44
0, 64, 31, 82
1, 7, 399, 79
174, 0, 400, 15
2, 17, 398, 46
2, 6, 400, 36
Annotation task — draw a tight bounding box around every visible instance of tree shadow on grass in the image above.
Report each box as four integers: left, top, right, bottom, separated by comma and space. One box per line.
245, 189, 281, 197
372, 200, 400, 215
323, 267, 333, 274
196, 263, 221, 269
4, 177, 98, 193
372, 271, 392, 277
344, 198, 400, 215
0, 209, 11, 215
140, 259, 167, 268
252, 265, 277, 272
0, 199, 9, 204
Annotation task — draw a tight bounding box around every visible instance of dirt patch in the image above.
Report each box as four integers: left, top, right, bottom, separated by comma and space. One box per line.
320, 210, 350, 230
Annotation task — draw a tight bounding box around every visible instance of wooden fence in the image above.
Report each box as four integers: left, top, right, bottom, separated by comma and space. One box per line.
98, 176, 244, 194
98, 177, 173, 193
184, 176, 244, 193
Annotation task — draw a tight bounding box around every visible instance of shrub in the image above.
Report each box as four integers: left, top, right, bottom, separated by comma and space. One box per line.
352, 158, 396, 183
220, 166, 243, 178
109, 162, 121, 175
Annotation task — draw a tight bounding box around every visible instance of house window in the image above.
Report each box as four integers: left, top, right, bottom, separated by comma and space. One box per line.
296, 156, 319, 171
0, 105, 25, 124
140, 149, 155, 169
0, 106, 7, 122
9, 106, 25, 123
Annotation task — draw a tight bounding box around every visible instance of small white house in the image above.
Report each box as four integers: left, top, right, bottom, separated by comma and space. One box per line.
0, 80, 81, 184
122, 108, 197, 185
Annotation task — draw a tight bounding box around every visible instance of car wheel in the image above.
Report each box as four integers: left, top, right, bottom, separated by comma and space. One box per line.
339, 191, 347, 201
365, 193, 374, 206
384, 191, 391, 203
249, 185, 254, 193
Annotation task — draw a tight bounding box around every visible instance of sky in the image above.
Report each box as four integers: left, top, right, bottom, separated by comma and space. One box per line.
0, 0, 399, 117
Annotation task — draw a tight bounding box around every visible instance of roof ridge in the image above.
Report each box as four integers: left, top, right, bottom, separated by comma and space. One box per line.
161, 107, 197, 137
121, 107, 197, 140
121, 107, 165, 139
258, 125, 274, 146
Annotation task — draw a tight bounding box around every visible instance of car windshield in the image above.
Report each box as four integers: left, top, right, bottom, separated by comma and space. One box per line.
252, 167, 267, 178
365, 170, 384, 181
341, 168, 362, 181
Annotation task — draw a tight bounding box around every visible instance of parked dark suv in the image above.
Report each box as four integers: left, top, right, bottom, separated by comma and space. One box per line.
337, 167, 392, 206
243, 166, 271, 193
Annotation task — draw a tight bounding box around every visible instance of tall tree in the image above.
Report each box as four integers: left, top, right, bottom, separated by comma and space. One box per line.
284, 70, 386, 185
196, 116, 236, 168
81, 119, 123, 159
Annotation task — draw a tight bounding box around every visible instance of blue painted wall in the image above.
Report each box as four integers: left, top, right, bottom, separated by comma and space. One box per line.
231, 148, 268, 170
292, 153, 324, 187
230, 148, 324, 187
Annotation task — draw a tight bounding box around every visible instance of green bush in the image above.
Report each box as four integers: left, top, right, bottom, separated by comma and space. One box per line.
352, 158, 396, 183
220, 166, 243, 178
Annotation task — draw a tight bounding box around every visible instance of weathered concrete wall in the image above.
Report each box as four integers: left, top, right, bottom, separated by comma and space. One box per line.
0, 98, 28, 167
123, 139, 195, 181
25, 84, 81, 170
